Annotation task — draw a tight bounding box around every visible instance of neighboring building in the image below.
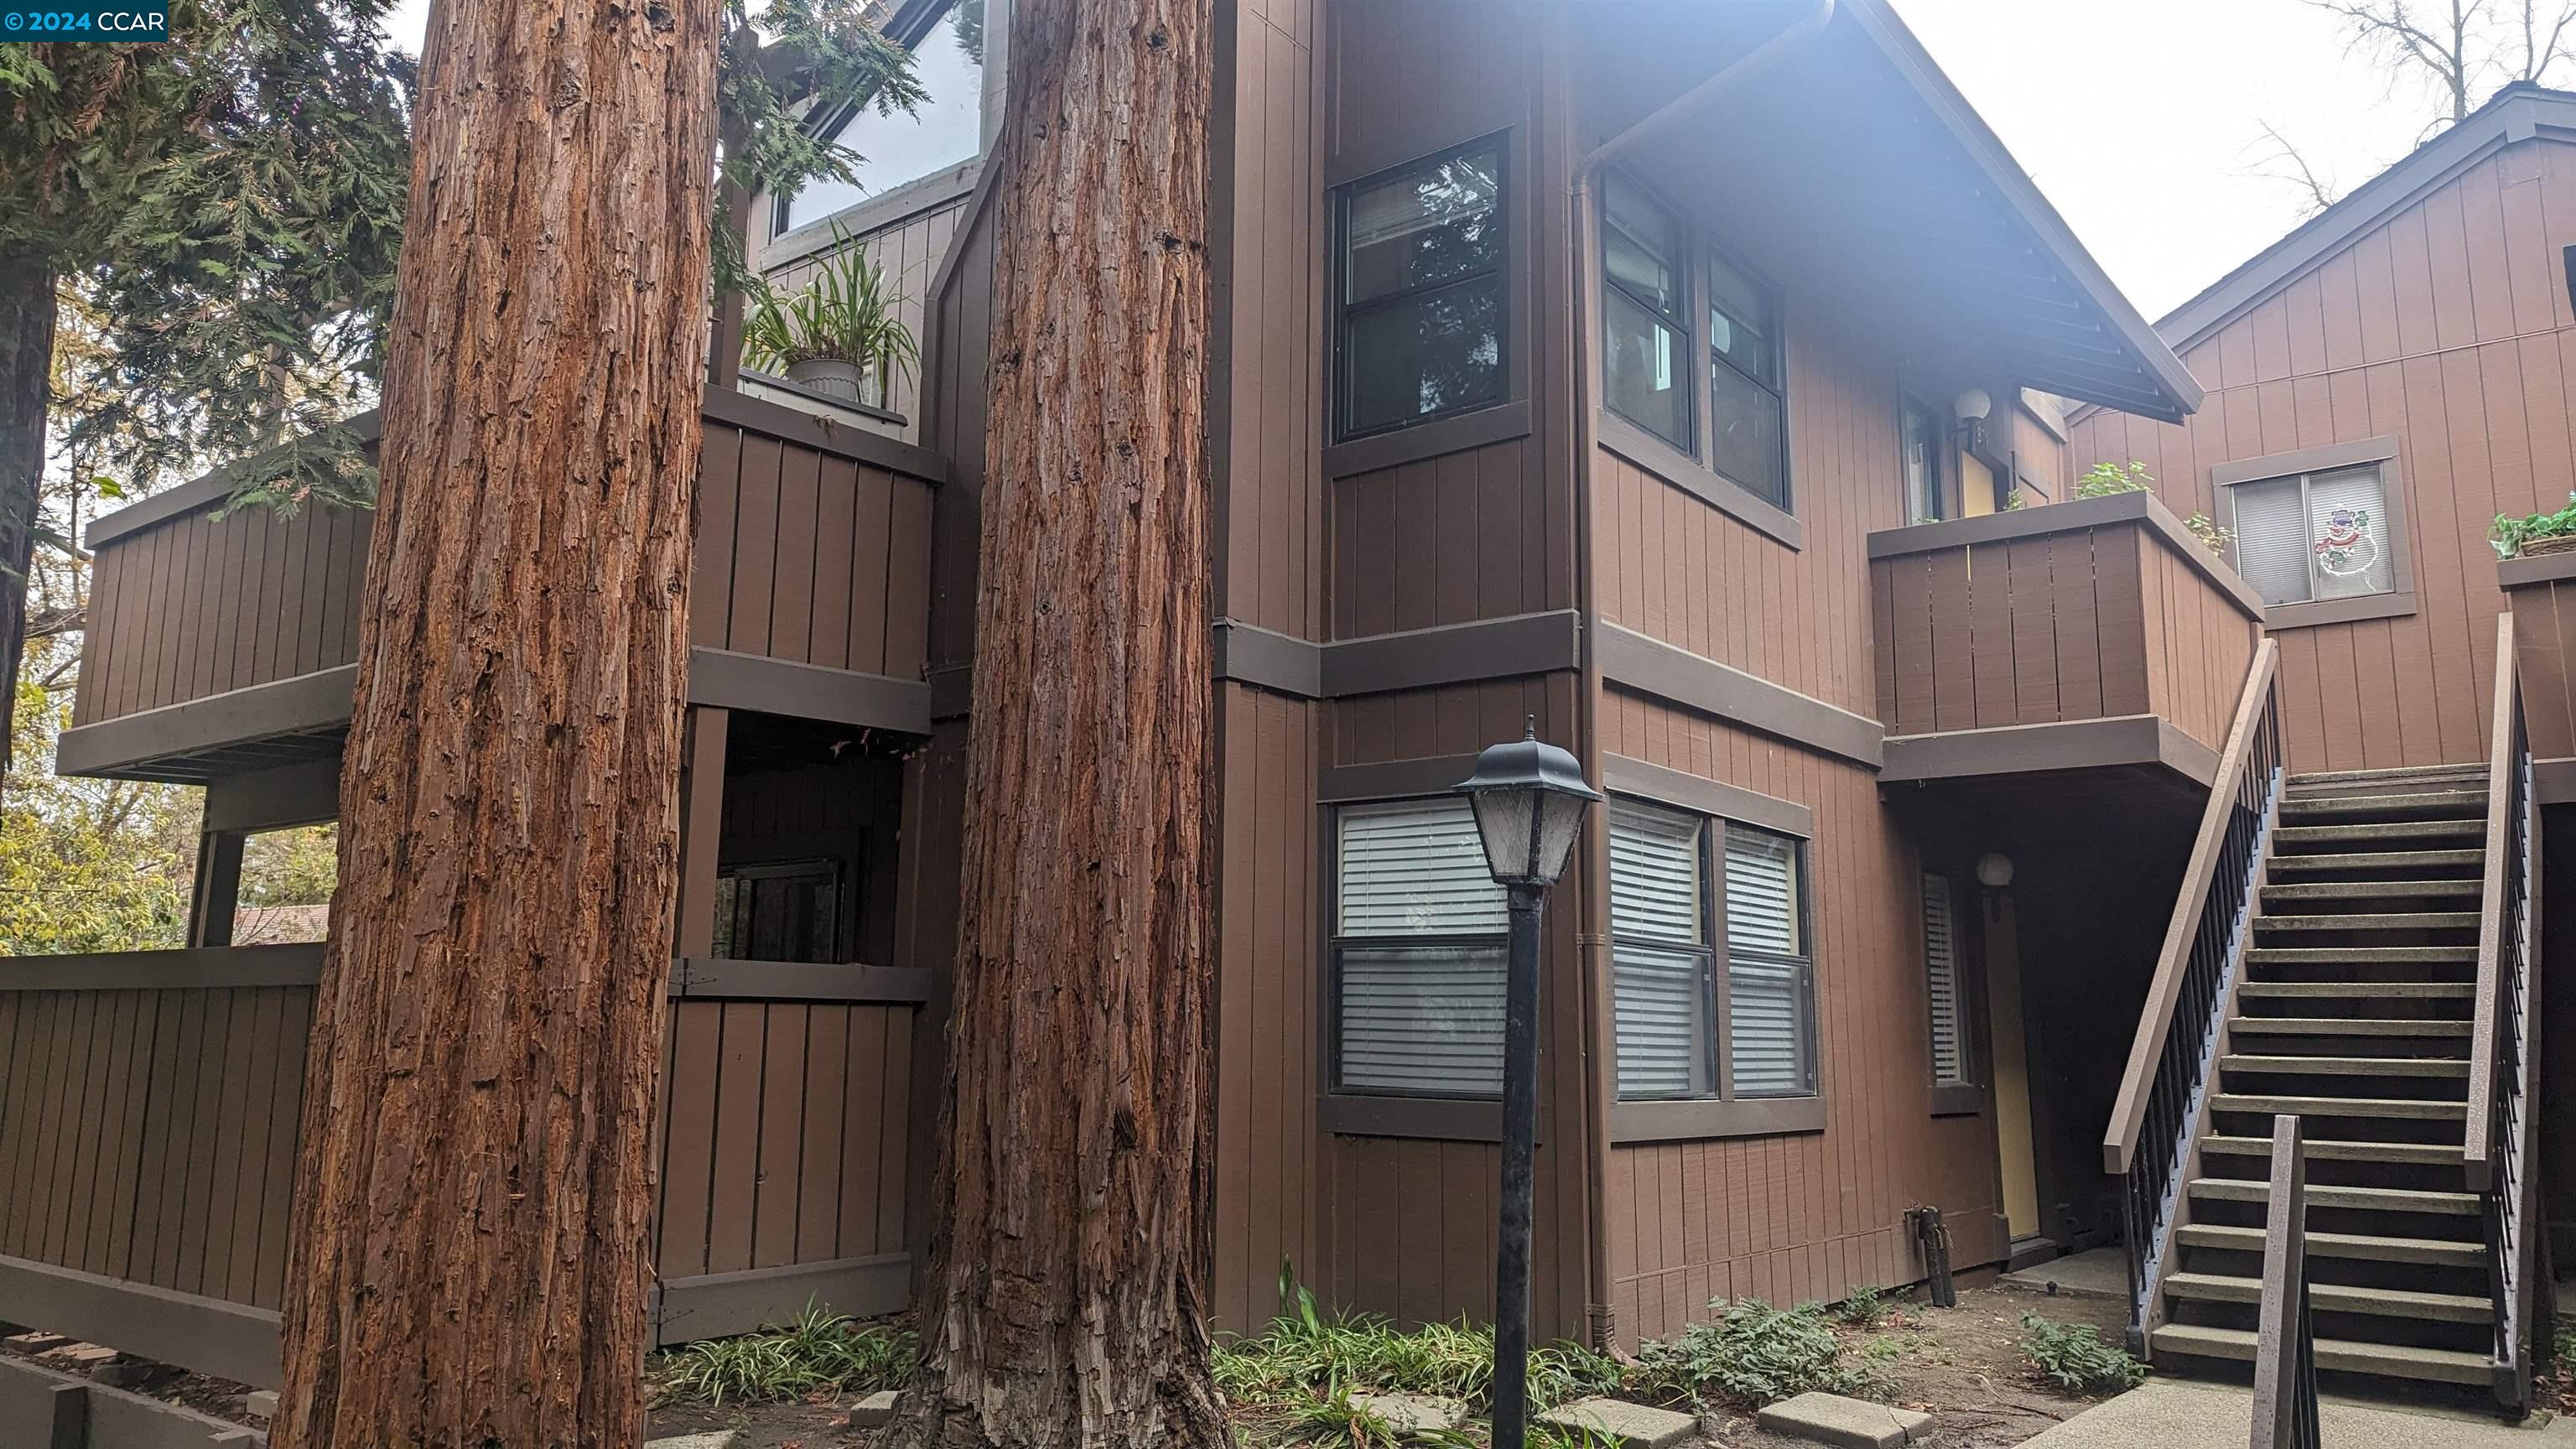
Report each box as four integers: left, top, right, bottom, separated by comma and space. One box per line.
3, 0, 2552, 1429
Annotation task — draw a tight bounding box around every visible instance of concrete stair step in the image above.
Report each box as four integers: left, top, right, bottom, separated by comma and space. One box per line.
2253, 911, 2480, 932
2266, 849, 2483, 875
2261, 879, 2480, 901
2188, 1176, 2480, 1215
2246, 945, 2476, 965
2149, 1325, 2493, 1385
2210, 1091, 2466, 1119
2199, 1134, 2463, 1166
2275, 820, 2485, 845
2277, 790, 2486, 818
2162, 1271, 2492, 1322
2288, 764, 2489, 790
2218, 1053, 2468, 1077
2236, 1010, 2473, 1031
2174, 1222, 2486, 1267
2238, 980, 2472, 1000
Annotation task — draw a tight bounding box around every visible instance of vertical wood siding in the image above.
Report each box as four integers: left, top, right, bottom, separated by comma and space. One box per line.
75, 503, 370, 728
2506, 578, 2576, 758
759, 195, 970, 444
1598, 697, 2007, 1342
76, 417, 940, 734
1869, 517, 2262, 754
1211, 683, 1320, 1332
0, 986, 312, 1309
2070, 138, 2576, 772
1331, 440, 1568, 638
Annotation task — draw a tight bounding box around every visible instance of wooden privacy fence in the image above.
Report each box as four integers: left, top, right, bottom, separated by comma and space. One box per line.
1869, 491, 2268, 756
0, 947, 932, 1389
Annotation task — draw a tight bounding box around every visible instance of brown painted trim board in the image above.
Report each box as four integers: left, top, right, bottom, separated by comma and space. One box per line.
1597, 413, 1803, 550
1210, 621, 1323, 699
0, 1254, 281, 1389
1317, 755, 1482, 803
1213, 612, 1583, 702
2500, 552, 2576, 589
670, 958, 933, 1004
1593, 622, 1883, 768
1317, 1093, 1515, 1144
1866, 491, 2269, 621
1600, 754, 1813, 838
1322, 398, 1533, 480
699, 387, 948, 480
56, 666, 359, 779
1879, 714, 2221, 787
685, 648, 933, 735
0, 945, 326, 992
653, 1253, 910, 1347
200, 757, 341, 834
1608, 1094, 1826, 1144
85, 417, 382, 548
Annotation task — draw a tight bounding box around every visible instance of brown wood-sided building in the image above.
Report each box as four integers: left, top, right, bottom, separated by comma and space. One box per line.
16, 1, 2391, 1421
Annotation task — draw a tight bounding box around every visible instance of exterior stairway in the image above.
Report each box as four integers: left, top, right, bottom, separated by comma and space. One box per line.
2148, 762, 2500, 1394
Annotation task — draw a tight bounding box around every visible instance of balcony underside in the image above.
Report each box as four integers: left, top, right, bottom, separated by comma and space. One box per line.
1882, 713, 2220, 792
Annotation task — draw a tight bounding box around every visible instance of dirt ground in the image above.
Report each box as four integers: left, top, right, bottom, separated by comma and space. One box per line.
644, 1280, 2130, 1448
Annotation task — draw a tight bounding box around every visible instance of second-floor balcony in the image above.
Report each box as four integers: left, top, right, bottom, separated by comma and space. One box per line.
60, 387, 948, 784
1867, 491, 2267, 795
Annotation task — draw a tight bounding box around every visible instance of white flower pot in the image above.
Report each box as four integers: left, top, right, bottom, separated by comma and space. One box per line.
786, 357, 866, 402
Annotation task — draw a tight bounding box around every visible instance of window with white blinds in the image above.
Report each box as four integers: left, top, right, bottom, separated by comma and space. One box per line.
1921, 873, 1967, 1086
2228, 465, 2395, 607
1610, 800, 1708, 1098
1726, 824, 1814, 1099
1333, 799, 1509, 1096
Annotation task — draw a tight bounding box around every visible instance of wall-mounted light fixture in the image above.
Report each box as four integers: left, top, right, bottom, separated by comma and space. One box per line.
1954, 387, 1993, 458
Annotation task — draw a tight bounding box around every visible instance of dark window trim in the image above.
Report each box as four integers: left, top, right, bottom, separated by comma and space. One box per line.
1900, 392, 1950, 525
1607, 796, 1718, 1102
1599, 173, 1695, 453
1602, 795, 1822, 1132
1701, 234, 1794, 514
1919, 869, 1981, 1115
1598, 410, 1802, 550
2210, 434, 2416, 631
1332, 132, 1514, 444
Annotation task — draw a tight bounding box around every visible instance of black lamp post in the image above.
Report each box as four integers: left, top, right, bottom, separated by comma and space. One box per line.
1453, 720, 1600, 1449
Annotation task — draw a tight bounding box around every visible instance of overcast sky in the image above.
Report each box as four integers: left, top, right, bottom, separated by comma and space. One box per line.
377, 0, 2466, 322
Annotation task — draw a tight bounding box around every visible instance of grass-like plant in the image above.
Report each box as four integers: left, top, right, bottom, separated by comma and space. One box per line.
654, 1302, 916, 1407
1631, 1298, 1890, 1411
741, 229, 922, 395
2015, 1312, 2146, 1396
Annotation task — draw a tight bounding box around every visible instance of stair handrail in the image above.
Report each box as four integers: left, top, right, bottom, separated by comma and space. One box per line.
2465, 611, 2540, 1409
2103, 636, 2283, 1343
2250, 1114, 2319, 1449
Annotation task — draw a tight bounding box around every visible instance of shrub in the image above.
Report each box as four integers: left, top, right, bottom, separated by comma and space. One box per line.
2017, 1312, 2147, 1395
654, 1303, 915, 1406
1834, 1284, 1892, 1328
2493, 494, 2576, 558
1633, 1298, 1889, 1410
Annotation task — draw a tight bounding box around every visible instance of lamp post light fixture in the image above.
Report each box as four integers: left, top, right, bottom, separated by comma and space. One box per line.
1454, 720, 1601, 1449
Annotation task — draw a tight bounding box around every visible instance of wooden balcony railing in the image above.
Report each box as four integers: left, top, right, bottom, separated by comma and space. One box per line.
0, 944, 932, 1388
1869, 491, 2267, 767
61, 387, 946, 783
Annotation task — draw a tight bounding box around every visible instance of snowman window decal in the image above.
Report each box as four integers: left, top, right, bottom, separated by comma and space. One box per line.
2228, 462, 2396, 608
2314, 504, 2377, 579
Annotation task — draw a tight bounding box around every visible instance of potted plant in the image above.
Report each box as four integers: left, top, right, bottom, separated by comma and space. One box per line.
741, 231, 921, 406
2493, 493, 2576, 558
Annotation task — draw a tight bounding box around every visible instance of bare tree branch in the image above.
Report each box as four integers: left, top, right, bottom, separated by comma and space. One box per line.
2246, 119, 2346, 216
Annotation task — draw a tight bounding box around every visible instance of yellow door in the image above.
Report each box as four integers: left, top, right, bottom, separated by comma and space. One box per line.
1985, 893, 2042, 1240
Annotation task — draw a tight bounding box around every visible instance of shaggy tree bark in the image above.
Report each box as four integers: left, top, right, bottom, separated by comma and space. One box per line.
268, 0, 718, 1438
888, 0, 1220, 1445
0, 262, 55, 776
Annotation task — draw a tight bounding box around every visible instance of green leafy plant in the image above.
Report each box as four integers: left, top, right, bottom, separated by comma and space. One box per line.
2182, 511, 2236, 558
1633, 1298, 1889, 1411
654, 1302, 915, 1406
741, 231, 922, 394
2016, 1312, 2146, 1395
2492, 492, 2576, 558
2074, 460, 2155, 498
1833, 1284, 1892, 1329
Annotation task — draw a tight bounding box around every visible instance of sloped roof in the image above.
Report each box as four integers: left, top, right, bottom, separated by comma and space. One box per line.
2159, 80, 2576, 350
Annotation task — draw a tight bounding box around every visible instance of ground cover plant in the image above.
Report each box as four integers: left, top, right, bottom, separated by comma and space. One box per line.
654, 1305, 915, 1408
2015, 1312, 2147, 1395
1631, 1297, 1893, 1412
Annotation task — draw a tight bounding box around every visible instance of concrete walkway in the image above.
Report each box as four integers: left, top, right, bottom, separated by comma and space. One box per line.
2018, 1380, 2568, 1449
2000, 1246, 2129, 1301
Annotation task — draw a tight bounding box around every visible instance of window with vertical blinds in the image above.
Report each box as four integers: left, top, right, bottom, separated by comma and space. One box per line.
1610, 800, 1708, 1098
1333, 798, 1509, 1096
1921, 872, 1966, 1086
1726, 824, 1813, 1098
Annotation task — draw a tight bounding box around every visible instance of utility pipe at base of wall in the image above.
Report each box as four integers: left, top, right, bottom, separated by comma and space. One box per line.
1564, 0, 1838, 1354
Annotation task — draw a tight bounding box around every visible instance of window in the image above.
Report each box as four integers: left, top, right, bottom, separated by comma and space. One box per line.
1902, 396, 1948, 524
714, 859, 844, 963
1337, 139, 1508, 439
2229, 465, 2395, 607
1921, 873, 1967, 1086
1602, 175, 1690, 449
1332, 798, 1509, 1096
1706, 252, 1788, 510
1610, 800, 1711, 1098
1608, 802, 1818, 1105
777, 0, 986, 236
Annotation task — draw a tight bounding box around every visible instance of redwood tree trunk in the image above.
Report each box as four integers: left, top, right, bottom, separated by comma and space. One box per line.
0, 261, 56, 776
889, 0, 1219, 1444
269, 0, 718, 1437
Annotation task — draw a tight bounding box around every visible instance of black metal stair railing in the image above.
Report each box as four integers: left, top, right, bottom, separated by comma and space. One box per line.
2103, 639, 2283, 1350
2468, 614, 2541, 1409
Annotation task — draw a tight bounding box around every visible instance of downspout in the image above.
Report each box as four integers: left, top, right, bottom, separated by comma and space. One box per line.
1566, 0, 1836, 1354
